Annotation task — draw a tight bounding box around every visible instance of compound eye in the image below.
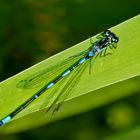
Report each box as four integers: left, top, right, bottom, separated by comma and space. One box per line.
104, 30, 111, 37
112, 36, 119, 43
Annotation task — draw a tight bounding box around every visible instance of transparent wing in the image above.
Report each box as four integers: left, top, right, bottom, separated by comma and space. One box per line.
16, 50, 89, 89
40, 60, 89, 114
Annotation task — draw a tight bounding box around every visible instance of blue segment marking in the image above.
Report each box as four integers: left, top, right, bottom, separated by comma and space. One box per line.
79, 58, 86, 64
62, 70, 71, 77
47, 82, 54, 89
89, 52, 94, 57
2, 116, 11, 124
34, 95, 38, 99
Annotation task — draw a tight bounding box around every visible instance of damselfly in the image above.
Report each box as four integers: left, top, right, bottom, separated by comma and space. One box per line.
0, 30, 119, 126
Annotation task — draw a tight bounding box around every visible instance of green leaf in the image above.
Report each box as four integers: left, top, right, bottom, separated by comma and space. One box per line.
0, 14, 140, 133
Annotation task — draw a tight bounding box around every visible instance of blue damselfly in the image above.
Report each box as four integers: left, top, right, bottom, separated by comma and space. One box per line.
0, 30, 119, 126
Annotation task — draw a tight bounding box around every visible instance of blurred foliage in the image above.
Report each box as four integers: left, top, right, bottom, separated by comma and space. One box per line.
0, 0, 140, 140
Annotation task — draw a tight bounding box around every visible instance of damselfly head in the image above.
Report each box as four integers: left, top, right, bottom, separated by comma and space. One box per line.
111, 36, 119, 43
104, 30, 118, 43
104, 30, 111, 37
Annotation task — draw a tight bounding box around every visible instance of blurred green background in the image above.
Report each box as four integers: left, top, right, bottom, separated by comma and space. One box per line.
0, 0, 140, 139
